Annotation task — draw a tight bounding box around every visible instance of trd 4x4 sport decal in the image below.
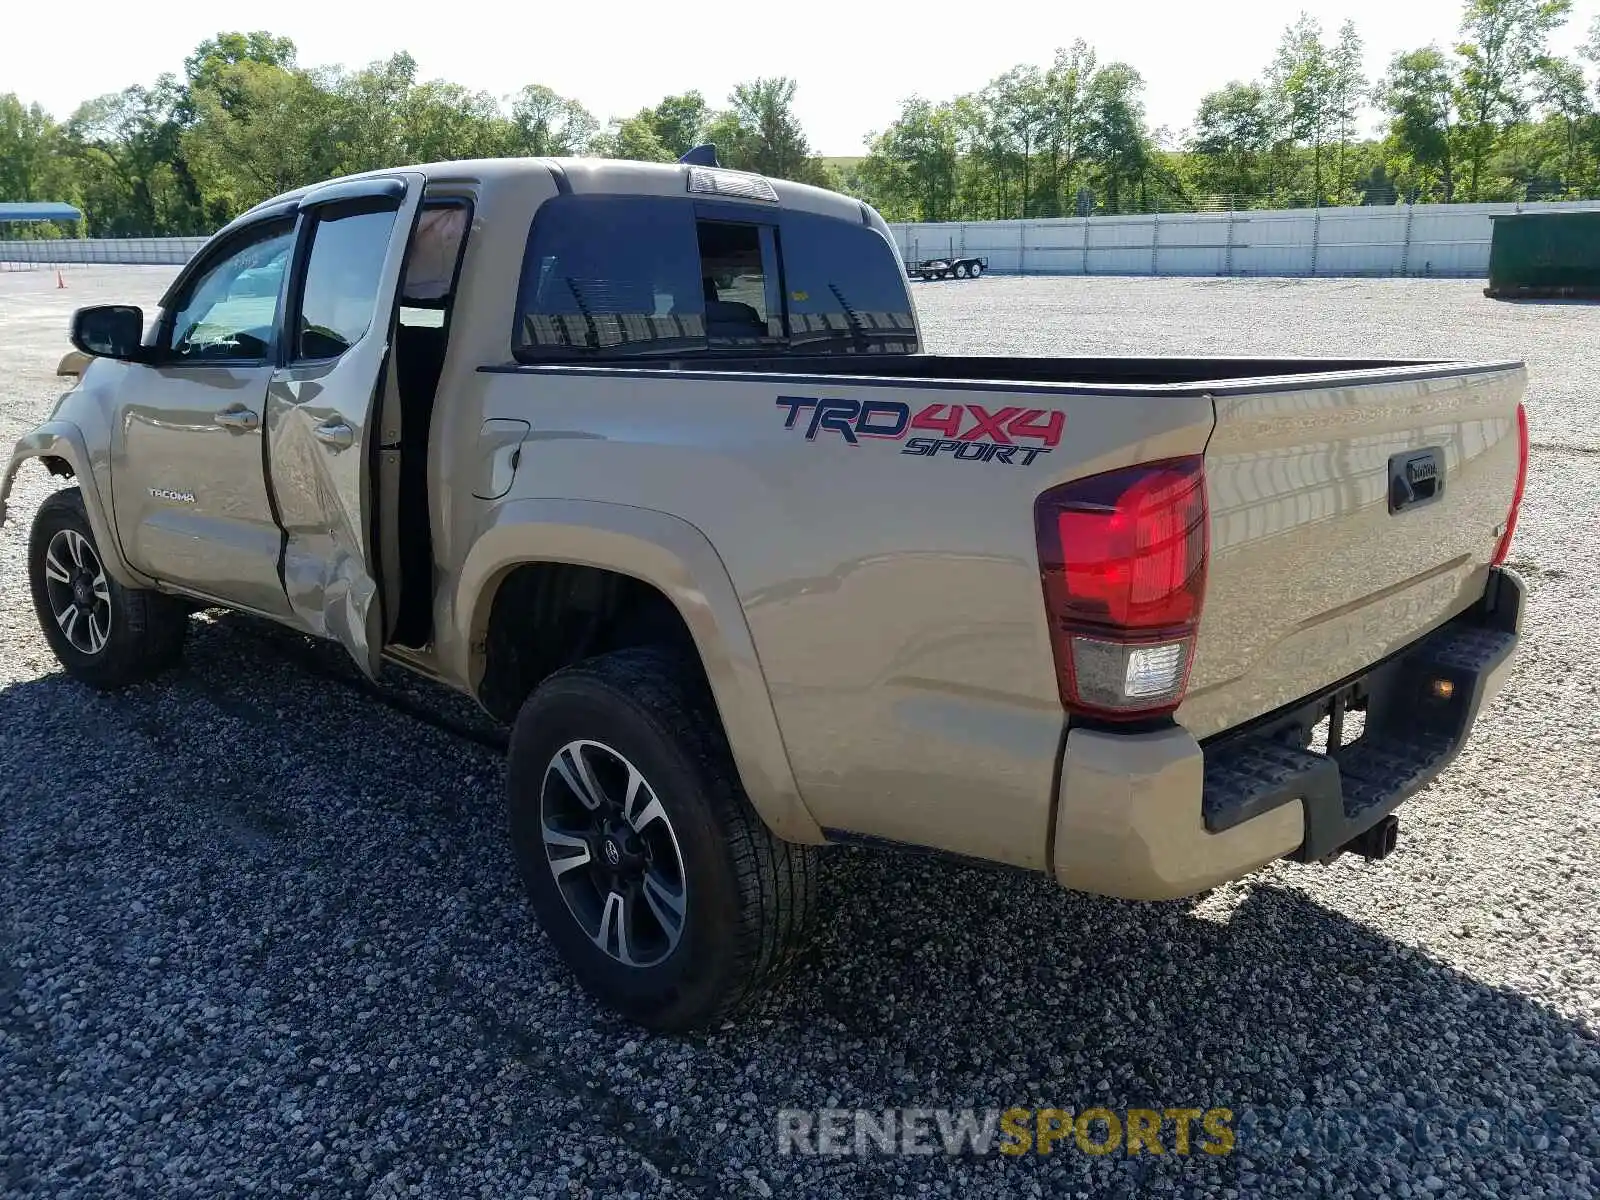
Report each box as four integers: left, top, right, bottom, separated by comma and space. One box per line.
775, 397, 1063, 466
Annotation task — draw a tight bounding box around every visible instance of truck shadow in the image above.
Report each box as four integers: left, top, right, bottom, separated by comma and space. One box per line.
799, 845, 1599, 1123
1, 607, 1594, 1187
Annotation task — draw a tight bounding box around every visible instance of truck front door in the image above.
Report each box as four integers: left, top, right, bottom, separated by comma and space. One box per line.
110, 216, 297, 617
265, 174, 424, 677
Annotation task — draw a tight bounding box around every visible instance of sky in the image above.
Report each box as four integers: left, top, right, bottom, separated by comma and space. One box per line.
5, 0, 1598, 156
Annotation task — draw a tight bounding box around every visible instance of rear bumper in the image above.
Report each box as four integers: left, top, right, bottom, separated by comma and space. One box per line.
1051, 569, 1523, 900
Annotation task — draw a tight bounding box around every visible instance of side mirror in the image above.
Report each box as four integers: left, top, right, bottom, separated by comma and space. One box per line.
70, 305, 145, 362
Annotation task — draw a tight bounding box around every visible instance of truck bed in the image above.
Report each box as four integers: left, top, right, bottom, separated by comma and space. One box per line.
487, 352, 1440, 387
475, 353, 1526, 867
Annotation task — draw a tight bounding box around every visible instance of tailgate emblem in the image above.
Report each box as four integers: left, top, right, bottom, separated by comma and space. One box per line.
1389, 449, 1444, 513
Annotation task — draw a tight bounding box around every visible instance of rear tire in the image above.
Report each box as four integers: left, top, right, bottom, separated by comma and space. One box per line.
507, 647, 819, 1030
27, 488, 188, 689
969, 261, 984, 278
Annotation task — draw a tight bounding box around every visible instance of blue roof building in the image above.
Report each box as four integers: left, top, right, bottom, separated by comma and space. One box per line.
0, 202, 83, 223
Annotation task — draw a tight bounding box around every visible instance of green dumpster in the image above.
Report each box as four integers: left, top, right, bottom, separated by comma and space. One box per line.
1485, 210, 1600, 299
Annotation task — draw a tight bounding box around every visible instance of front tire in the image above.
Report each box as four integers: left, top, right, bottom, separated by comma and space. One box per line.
28, 488, 188, 689
507, 648, 819, 1030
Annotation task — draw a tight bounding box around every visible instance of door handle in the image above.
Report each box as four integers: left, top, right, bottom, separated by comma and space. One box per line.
214, 405, 260, 433
313, 420, 355, 451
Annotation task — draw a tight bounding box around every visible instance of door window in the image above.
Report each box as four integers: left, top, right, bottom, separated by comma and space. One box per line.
166, 221, 295, 362
295, 202, 401, 360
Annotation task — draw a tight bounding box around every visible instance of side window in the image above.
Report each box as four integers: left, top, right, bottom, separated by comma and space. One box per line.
515, 194, 705, 357
166, 221, 294, 362
779, 212, 920, 354
511, 195, 916, 360
295, 202, 400, 360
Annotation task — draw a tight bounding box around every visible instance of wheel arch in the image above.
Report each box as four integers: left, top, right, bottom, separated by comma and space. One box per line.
451, 498, 822, 844
3, 421, 151, 589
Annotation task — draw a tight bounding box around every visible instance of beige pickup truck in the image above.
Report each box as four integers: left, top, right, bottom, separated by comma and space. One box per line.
3, 156, 1527, 1029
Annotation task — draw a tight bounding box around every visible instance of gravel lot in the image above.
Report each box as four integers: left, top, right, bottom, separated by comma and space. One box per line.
3, 268, 1599, 1198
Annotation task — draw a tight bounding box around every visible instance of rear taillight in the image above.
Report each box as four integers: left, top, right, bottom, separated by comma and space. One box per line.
1491, 402, 1528, 567
1034, 457, 1208, 721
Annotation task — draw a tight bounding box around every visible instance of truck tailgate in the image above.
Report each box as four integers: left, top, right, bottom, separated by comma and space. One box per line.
1180, 362, 1527, 740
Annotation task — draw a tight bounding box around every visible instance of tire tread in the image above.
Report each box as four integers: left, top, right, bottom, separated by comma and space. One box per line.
29, 488, 187, 688
514, 646, 819, 1026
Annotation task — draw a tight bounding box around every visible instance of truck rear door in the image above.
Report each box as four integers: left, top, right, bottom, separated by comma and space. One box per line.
1180, 361, 1528, 740
265, 173, 424, 677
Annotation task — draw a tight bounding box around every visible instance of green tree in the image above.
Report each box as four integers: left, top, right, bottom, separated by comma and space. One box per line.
962, 85, 1018, 218
1380, 47, 1462, 201
181, 59, 343, 211
593, 92, 709, 163
182, 31, 297, 112
1330, 20, 1368, 200
398, 79, 516, 164
1534, 58, 1592, 191
641, 92, 709, 158
1190, 81, 1274, 201
510, 84, 599, 156
989, 65, 1048, 217
1586, 15, 1600, 98
325, 53, 418, 173
67, 79, 209, 235
859, 96, 962, 221
706, 78, 828, 184
0, 95, 78, 215
1455, 0, 1575, 199
1037, 41, 1097, 216
591, 114, 675, 162
1267, 15, 1340, 204
1083, 63, 1151, 212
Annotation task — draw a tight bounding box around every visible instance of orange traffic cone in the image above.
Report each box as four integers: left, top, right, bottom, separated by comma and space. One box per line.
56, 269, 66, 289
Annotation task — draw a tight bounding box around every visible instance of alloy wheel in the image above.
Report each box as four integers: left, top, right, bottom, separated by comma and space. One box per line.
42, 528, 111, 655
539, 739, 688, 968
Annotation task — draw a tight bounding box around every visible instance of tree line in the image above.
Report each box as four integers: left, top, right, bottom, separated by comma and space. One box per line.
0, 32, 831, 237
2, 2, 1598, 237
861, 0, 1600, 220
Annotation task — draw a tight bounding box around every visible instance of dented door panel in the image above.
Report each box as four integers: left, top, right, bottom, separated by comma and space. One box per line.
265, 173, 425, 676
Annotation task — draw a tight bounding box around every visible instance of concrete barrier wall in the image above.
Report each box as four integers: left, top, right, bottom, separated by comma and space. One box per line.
891, 200, 1600, 279
10, 199, 1600, 279
0, 238, 208, 266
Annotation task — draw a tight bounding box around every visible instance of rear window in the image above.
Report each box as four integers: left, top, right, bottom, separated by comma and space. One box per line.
779, 210, 919, 354
514, 194, 917, 360
516, 195, 705, 356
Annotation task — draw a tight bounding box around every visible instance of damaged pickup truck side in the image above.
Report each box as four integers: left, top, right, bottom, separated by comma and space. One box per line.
4, 157, 1527, 1029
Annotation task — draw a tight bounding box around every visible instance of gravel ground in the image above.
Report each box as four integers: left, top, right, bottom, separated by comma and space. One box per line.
3, 268, 1599, 1199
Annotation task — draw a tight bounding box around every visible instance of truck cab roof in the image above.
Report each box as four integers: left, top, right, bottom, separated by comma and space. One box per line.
227, 157, 873, 238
